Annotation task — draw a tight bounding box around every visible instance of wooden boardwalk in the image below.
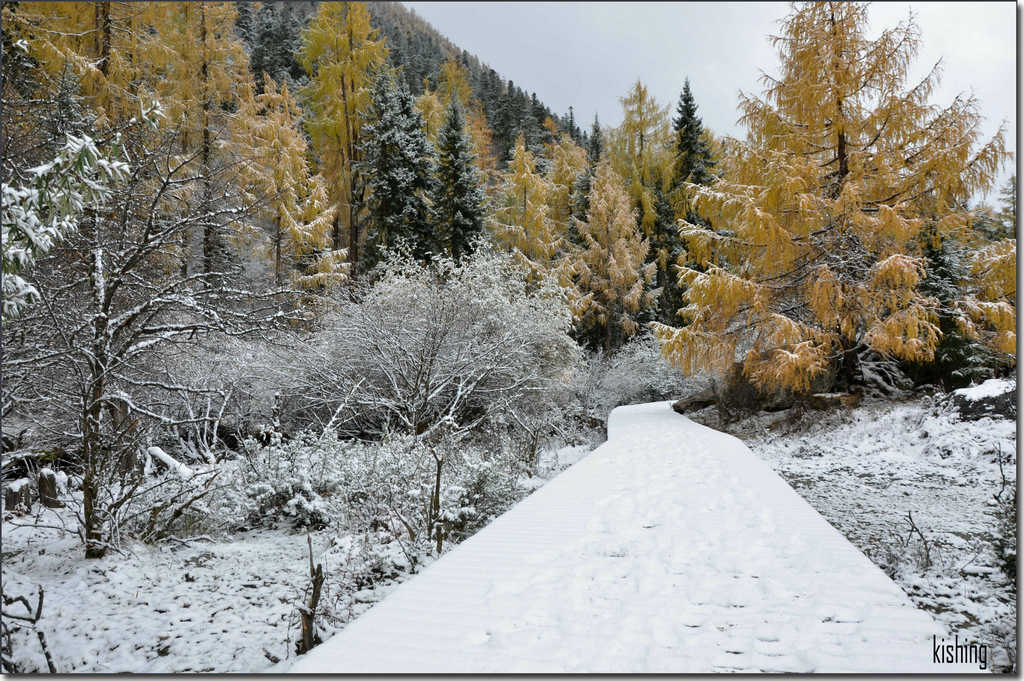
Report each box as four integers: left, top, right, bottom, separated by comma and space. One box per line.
290, 402, 980, 673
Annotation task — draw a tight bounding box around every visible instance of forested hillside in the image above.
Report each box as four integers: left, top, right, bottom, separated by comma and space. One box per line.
232, 1, 577, 164
1, 1, 1016, 673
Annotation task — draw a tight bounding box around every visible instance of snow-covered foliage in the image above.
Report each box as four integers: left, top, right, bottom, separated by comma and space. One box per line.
226, 427, 527, 552
571, 333, 691, 423
2, 133, 128, 319
2, 102, 291, 558
289, 245, 579, 443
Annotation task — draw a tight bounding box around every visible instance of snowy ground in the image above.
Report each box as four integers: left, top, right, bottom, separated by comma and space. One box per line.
0, 441, 591, 673
290, 402, 978, 673
3, 396, 1011, 673
714, 393, 1017, 673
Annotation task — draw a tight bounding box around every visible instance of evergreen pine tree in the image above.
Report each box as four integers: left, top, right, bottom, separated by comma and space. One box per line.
494, 86, 518, 165
650, 185, 684, 324
570, 115, 603, 224
433, 100, 487, 261
244, 2, 307, 92
358, 71, 437, 271
997, 174, 1017, 238
235, 1, 255, 44
671, 78, 715, 189
649, 79, 717, 325
903, 231, 1003, 389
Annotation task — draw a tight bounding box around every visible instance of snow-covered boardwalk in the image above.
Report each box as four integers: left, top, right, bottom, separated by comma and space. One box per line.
291, 402, 976, 673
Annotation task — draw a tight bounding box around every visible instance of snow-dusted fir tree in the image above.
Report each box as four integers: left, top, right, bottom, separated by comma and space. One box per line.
670, 79, 715, 190
570, 114, 603, 225
654, 1, 1012, 394
432, 100, 486, 261
358, 71, 437, 271
567, 161, 658, 351
997, 175, 1017, 238
653, 79, 716, 325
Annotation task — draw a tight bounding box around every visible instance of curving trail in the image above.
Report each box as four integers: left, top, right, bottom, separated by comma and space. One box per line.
290, 401, 981, 673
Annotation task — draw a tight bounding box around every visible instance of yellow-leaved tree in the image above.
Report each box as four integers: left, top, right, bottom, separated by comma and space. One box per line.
4, 2, 167, 126
232, 75, 341, 289
491, 134, 558, 280
567, 161, 658, 351
417, 58, 499, 184
962, 240, 1016, 355
154, 2, 253, 274
545, 132, 588, 233
300, 1, 388, 272
606, 80, 673, 237
415, 88, 446, 141
654, 1, 1012, 394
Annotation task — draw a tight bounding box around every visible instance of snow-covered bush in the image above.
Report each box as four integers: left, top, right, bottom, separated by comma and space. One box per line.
156, 337, 287, 460
226, 423, 527, 554
2, 132, 128, 320
285, 245, 579, 443
571, 333, 692, 423
115, 466, 226, 543
233, 431, 351, 529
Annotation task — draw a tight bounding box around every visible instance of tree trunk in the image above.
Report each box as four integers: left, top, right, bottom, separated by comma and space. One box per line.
429, 453, 442, 552
84, 238, 109, 559
837, 342, 862, 391
331, 212, 342, 255
274, 219, 282, 288
199, 3, 217, 276
83, 357, 107, 558
297, 535, 325, 655
95, 2, 111, 78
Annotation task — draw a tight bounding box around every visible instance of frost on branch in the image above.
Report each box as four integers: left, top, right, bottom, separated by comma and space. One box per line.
2, 134, 127, 319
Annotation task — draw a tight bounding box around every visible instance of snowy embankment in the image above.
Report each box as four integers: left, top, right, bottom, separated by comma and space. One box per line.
291, 401, 975, 673
740, 389, 1016, 672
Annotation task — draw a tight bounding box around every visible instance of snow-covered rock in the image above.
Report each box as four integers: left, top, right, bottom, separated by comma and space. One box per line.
952, 378, 1016, 421
289, 402, 979, 673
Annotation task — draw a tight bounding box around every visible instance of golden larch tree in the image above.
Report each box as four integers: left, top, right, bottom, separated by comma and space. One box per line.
961, 239, 1016, 355
545, 132, 588, 233
492, 134, 558, 280
607, 80, 673, 237
232, 75, 341, 288
5, 2, 167, 127
415, 88, 445, 141
153, 2, 253, 275
654, 1, 1012, 393
567, 161, 658, 351
299, 1, 388, 271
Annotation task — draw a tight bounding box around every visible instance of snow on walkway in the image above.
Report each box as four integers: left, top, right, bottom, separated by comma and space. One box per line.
290, 402, 980, 673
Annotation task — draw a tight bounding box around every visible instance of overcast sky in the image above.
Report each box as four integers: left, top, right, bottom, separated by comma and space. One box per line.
404, 1, 1017, 203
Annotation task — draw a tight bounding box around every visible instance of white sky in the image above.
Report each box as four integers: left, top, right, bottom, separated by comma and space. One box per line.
404, 1, 1017, 203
